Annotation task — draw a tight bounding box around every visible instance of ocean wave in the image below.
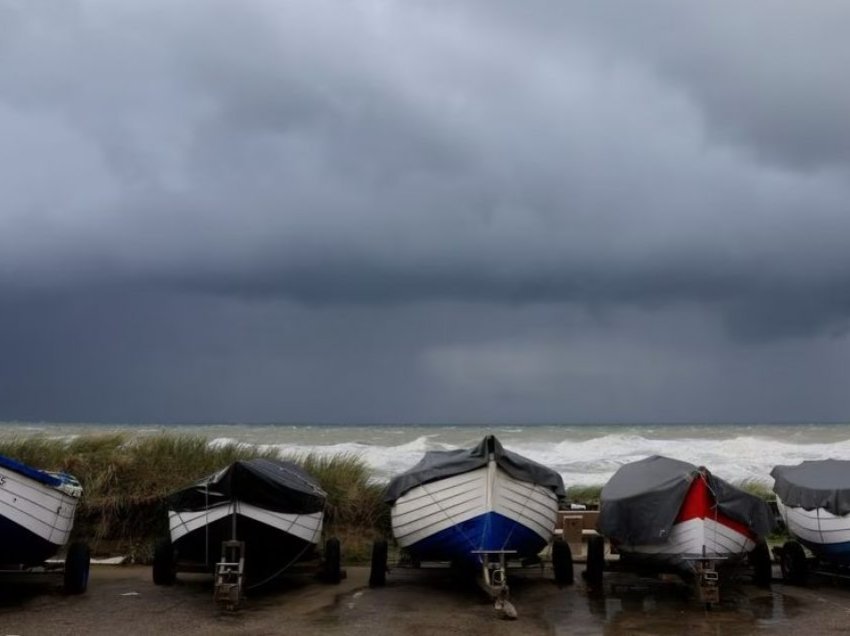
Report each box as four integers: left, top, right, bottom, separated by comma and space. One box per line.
235, 431, 850, 487
5, 422, 850, 488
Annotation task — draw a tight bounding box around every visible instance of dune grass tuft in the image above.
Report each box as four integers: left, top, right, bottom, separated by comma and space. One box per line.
295, 453, 390, 561
0, 434, 387, 561
565, 484, 603, 506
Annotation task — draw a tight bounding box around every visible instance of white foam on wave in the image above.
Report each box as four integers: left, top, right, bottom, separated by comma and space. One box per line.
208, 437, 244, 449
498, 433, 850, 487
217, 431, 850, 488
243, 435, 452, 482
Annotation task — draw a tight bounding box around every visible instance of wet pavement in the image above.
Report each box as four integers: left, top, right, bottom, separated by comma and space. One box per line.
1, 564, 849, 635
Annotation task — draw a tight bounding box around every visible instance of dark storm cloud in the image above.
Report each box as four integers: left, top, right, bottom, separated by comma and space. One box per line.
463, 0, 850, 171
2, 292, 849, 424
2, 1, 850, 422
3, 3, 850, 316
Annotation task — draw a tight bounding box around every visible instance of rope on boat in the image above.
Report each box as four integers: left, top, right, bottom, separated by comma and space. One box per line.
246, 536, 315, 591
498, 482, 539, 551
419, 482, 479, 553
246, 503, 320, 590
699, 471, 720, 556
204, 483, 210, 566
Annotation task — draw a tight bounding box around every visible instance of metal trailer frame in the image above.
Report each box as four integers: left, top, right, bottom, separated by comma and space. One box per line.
366, 539, 573, 620
152, 508, 342, 611
773, 539, 850, 587
560, 505, 771, 609
0, 541, 91, 595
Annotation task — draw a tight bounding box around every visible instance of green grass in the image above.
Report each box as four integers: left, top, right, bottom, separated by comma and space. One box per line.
565, 484, 603, 506
735, 478, 776, 501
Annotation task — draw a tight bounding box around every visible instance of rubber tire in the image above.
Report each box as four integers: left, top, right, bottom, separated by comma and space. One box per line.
780, 540, 808, 586
551, 539, 574, 586
750, 540, 772, 588
584, 535, 605, 590
369, 540, 388, 588
152, 537, 176, 586
323, 537, 342, 584
63, 542, 90, 594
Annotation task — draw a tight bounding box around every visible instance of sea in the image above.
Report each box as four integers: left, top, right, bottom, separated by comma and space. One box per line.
2, 422, 850, 487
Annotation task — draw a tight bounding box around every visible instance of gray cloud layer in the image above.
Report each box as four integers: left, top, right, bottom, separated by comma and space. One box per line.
2, 1, 849, 422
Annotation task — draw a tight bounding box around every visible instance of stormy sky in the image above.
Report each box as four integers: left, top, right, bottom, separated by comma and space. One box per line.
2, 1, 849, 424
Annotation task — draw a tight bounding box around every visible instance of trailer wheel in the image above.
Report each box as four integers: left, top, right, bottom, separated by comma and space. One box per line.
780, 540, 807, 585
322, 537, 342, 584
584, 535, 605, 590
750, 540, 772, 588
152, 537, 176, 586
551, 539, 574, 586
63, 542, 90, 594
369, 539, 388, 587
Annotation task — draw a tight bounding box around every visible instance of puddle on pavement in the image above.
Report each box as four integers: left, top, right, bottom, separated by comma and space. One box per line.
745, 591, 801, 626
544, 574, 802, 636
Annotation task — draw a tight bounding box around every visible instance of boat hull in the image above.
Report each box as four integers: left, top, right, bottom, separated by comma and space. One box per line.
391, 462, 558, 564
169, 502, 323, 584
776, 499, 850, 564
0, 467, 79, 566
617, 476, 757, 570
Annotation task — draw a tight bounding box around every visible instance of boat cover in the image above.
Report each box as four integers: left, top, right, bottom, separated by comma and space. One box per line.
0, 453, 64, 487
384, 435, 565, 504
0, 454, 83, 497
772, 459, 850, 516
598, 455, 775, 545
169, 458, 326, 514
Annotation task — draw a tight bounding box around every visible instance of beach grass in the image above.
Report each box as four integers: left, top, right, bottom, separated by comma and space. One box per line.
0, 434, 387, 561
736, 478, 776, 501
565, 484, 603, 506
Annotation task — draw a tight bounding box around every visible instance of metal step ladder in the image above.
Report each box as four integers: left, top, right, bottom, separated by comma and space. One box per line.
214, 540, 245, 610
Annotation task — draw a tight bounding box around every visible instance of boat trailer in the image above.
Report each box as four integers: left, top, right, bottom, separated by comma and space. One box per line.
0, 542, 91, 595
471, 549, 519, 619
153, 533, 342, 611
683, 553, 725, 606
773, 540, 850, 587
368, 540, 571, 620
580, 530, 771, 608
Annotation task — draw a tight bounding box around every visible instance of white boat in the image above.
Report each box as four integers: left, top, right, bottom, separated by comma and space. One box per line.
154, 458, 329, 590
0, 453, 90, 593
614, 473, 758, 561
597, 456, 774, 578
772, 459, 850, 564
386, 435, 564, 563
775, 499, 850, 560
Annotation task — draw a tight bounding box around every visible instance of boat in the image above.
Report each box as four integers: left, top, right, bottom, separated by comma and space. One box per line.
384, 434, 565, 564
154, 458, 332, 599
594, 456, 774, 598
772, 459, 850, 580
0, 453, 90, 593
380, 435, 567, 617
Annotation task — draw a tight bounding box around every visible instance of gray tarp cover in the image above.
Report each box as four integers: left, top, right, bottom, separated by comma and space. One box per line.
384, 435, 566, 504
598, 455, 775, 545
169, 458, 326, 514
772, 459, 850, 516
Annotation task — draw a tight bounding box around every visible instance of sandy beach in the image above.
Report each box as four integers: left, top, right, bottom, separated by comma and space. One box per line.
3, 563, 850, 635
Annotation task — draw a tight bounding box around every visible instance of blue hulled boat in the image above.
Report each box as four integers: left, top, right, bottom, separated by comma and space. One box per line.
385, 436, 564, 564
0, 453, 89, 592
